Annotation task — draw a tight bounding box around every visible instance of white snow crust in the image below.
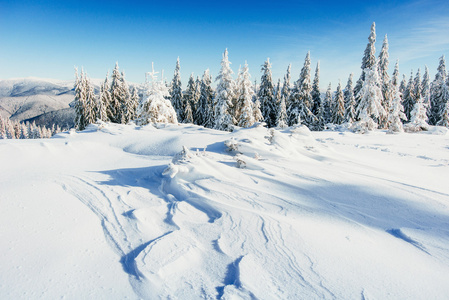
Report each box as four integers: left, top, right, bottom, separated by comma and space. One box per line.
1, 123, 449, 299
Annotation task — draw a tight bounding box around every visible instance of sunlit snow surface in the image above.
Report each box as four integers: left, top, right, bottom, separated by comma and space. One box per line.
1, 123, 449, 299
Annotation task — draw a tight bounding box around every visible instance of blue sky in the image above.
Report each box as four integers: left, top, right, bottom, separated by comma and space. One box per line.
1, 0, 448, 90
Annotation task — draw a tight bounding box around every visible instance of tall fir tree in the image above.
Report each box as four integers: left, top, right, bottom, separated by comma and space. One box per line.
182, 74, 196, 123
288, 52, 315, 127
170, 57, 183, 121
83, 73, 97, 125
323, 83, 333, 124
109, 62, 124, 123
236, 62, 255, 128
192, 76, 202, 124
74, 68, 87, 131
422, 66, 431, 121
430, 56, 448, 125
311, 61, 321, 116
354, 64, 386, 131
214, 49, 235, 131
331, 81, 345, 124
137, 63, 178, 125
281, 64, 292, 113
344, 73, 356, 123
197, 69, 215, 128
387, 61, 407, 133
100, 72, 112, 122
354, 22, 377, 106
378, 34, 390, 127
258, 58, 276, 127
402, 71, 416, 121
120, 71, 132, 123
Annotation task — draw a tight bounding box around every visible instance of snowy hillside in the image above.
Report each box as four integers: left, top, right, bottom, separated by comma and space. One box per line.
0, 78, 75, 122
1, 123, 449, 299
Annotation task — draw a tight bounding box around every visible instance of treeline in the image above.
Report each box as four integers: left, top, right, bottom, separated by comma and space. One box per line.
74, 22, 449, 133
0, 116, 61, 139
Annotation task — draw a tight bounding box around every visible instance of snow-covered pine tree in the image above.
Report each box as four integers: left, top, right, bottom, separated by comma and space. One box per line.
311, 61, 321, 116
258, 58, 276, 127
430, 56, 447, 125
399, 74, 407, 96
354, 22, 377, 99
253, 99, 263, 123
170, 57, 183, 122
237, 62, 255, 128
137, 63, 178, 125
323, 83, 333, 124
74, 68, 88, 131
331, 81, 345, 124
232, 65, 243, 124
402, 71, 416, 121
130, 86, 140, 121
387, 61, 407, 133
182, 74, 196, 123
192, 76, 202, 125
422, 66, 431, 121
413, 69, 423, 111
109, 62, 125, 123
436, 91, 449, 127
282, 64, 292, 113
120, 71, 133, 123
214, 49, 235, 131
378, 34, 390, 111
405, 94, 429, 132
84, 74, 97, 125
197, 69, 215, 128
354, 63, 386, 132
99, 73, 112, 122
288, 52, 316, 127
344, 73, 356, 123
277, 93, 288, 129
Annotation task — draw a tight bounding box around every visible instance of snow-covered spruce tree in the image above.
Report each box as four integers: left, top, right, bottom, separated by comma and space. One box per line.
137, 63, 178, 125
253, 98, 263, 123
331, 81, 345, 125
109, 62, 125, 123
120, 71, 133, 123
277, 93, 288, 128
288, 52, 316, 127
236, 62, 255, 128
192, 76, 202, 125
402, 71, 416, 122
354, 22, 377, 100
399, 74, 407, 96
170, 57, 183, 121
311, 61, 321, 116
437, 94, 449, 127
83, 74, 97, 125
130, 86, 140, 121
182, 74, 196, 123
354, 64, 386, 132
378, 34, 390, 109
74, 68, 88, 131
430, 56, 448, 125
414, 69, 423, 111
281, 64, 292, 112
405, 94, 429, 132
422, 66, 431, 121
344, 73, 356, 123
259, 58, 276, 127
99, 72, 112, 122
214, 49, 235, 131
232, 65, 243, 124
197, 69, 215, 128
323, 83, 333, 124
387, 61, 407, 133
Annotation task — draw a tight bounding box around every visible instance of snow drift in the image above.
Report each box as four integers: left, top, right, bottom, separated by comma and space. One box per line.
1, 123, 448, 299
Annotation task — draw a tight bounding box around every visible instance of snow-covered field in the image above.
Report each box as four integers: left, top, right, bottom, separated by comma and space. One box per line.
1, 123, 449, 299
